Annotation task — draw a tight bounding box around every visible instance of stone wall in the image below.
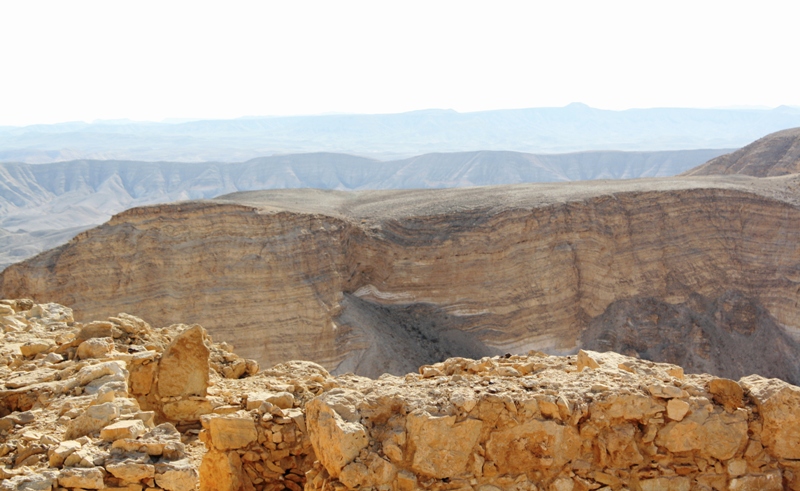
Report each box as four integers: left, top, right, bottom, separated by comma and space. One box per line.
198, 350, 800, 491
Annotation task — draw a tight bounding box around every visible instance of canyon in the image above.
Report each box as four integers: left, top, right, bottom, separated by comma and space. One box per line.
3, 122, 800, 490
0, 148, 728, 270
2, 173, 800, 382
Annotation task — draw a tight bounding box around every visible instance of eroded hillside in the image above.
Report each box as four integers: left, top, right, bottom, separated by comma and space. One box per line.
2, 176, 800, 381
683, 127, 800, 177
0, 149, 728, 270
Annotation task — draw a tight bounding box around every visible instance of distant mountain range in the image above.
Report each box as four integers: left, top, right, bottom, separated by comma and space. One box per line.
2, 104, 800, 163
0, 148, 729, 269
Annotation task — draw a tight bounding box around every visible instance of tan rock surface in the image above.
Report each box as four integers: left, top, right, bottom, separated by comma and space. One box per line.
5, 301, 800, 491
0, 300, 256, 491
683, 126, 800, 177
157, 325, 209, 398
4, 176, 800, 382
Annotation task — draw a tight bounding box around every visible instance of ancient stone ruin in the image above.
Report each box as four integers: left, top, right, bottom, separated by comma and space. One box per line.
2, 299, 800, 490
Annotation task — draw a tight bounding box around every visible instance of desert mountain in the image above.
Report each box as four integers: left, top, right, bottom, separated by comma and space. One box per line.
683, 127, 800, 176
0, 148, 728, 270
2, 104, 799, 163
3, 175, 800, 381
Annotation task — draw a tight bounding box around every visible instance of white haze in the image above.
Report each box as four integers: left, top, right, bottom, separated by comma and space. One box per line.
1, 0, 799, 126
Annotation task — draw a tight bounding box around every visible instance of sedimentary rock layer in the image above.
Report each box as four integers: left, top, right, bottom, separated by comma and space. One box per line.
684, 127, 800, 176
2, 176, 800, 378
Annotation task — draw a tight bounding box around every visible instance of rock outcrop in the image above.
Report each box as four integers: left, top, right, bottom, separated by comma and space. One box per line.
5, 300, 800, 491
3, 176, 800, 380
683, 127, 800, 177
0, 299, 257, 491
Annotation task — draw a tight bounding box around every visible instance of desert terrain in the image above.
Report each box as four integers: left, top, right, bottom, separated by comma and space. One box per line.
3, 129, 800, 382
2, 128, 800, 491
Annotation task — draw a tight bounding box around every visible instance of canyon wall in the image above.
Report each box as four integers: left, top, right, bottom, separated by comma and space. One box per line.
2, 178, 800, 379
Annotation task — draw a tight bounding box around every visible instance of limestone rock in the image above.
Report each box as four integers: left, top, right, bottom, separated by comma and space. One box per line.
205, 415, 258, 450
307, 394, 369, 478
4, 299, 800, 491
666, 398, 690, 421
406, 410, 481, 478
106, 460, 156, 482
157, 325, 209, 397
0, 471, 58, 491
58, 466, 105, 489
155, 459, 199, 491
199, 450, 242, 491
576, 349, 600, 371
245, 390, 294, 410
655, 409, 748, 461
740, 374, 800, 459
19, 339, 55, 357
162, 398, 214, 422
100, 419, 147, 441
78, 321, 114, 340
65, 402, 120, 439
708, 377, 744, 412
48, 440, 82, 467
77, 336, 115, 359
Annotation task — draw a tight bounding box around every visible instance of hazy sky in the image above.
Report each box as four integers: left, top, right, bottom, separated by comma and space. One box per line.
1, 1, 798, 126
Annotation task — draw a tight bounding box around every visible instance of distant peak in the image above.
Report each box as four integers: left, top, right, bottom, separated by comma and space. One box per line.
773, 105, 800, 113
564, 102, 592, 110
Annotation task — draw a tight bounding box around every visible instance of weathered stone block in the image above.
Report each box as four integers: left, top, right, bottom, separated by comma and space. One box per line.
58, 467, 105, 489
101, 419, 147, 441
207, 416, 258, 451
157, 325, 209, 397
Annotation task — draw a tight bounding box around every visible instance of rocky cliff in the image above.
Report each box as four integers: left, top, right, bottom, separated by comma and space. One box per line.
683, 127, 800, 177
2, 176, 800, 381
0, 148, 729, 270
3, 300, 800, 491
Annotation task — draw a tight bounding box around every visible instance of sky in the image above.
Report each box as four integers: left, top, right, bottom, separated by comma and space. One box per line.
1, 0, 798, 126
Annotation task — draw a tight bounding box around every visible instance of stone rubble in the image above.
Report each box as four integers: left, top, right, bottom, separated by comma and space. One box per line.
0, 299, 258, 491
4, 299, 800, 491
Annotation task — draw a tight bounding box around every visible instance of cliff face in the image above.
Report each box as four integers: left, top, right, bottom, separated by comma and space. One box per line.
683, 127, 800, 177
2, 177, 800, 380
